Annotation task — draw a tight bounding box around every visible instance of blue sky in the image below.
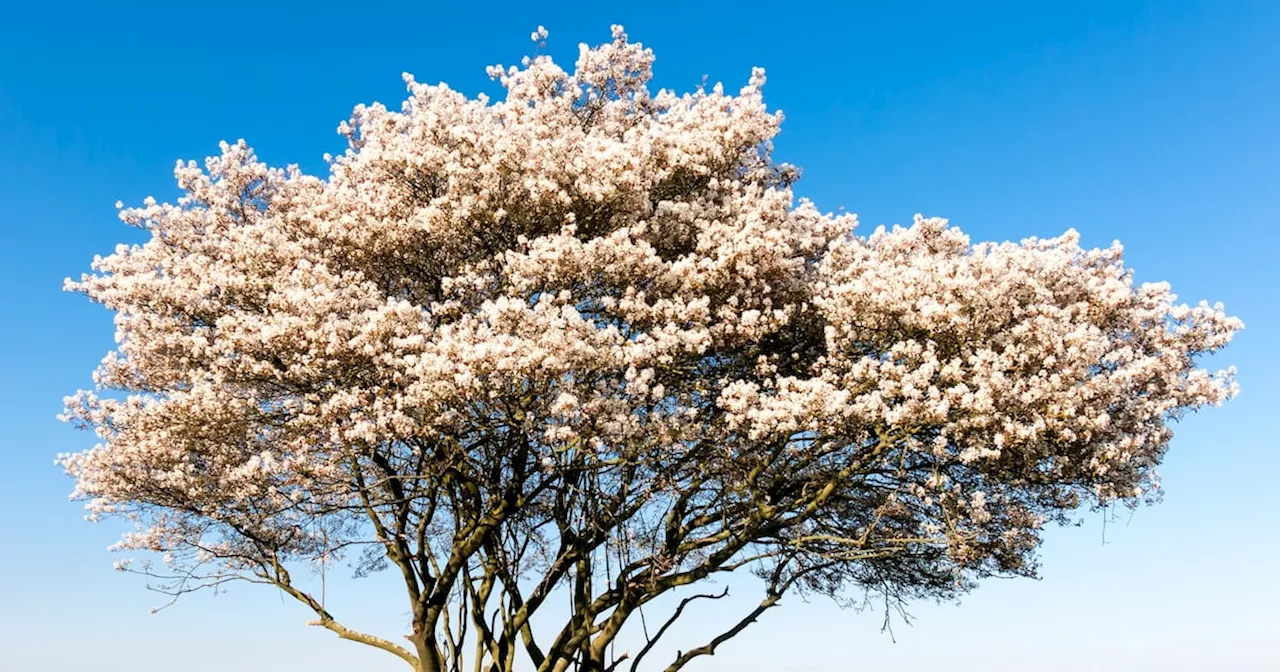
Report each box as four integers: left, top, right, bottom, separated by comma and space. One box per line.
2, 1, 1277, 670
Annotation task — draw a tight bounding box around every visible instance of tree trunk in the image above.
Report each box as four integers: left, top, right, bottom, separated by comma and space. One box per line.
413, 636, 444, 672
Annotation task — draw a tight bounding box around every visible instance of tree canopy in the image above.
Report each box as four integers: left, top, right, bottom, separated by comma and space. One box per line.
62, 25, 1241, 672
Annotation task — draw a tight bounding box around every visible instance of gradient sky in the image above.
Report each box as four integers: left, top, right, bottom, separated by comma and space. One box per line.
2, 2, 1277, 670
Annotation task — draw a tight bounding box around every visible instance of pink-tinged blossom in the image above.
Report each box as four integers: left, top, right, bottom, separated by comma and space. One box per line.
59, 25, 1240, 672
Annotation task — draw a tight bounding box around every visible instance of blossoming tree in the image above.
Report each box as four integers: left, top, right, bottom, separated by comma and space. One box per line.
62, 26, 1241, 672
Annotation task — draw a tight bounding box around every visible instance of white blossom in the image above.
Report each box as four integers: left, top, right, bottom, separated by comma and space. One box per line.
57, 25, 1240, 669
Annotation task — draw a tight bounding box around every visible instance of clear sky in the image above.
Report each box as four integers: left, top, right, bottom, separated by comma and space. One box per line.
2, 1, 1277, 670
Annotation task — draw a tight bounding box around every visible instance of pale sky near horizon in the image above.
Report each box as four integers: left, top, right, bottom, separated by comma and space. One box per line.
2, 1, 1277, 670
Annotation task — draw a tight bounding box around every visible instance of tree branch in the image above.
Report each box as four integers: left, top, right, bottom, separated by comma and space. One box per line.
628, 587, 729, 672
